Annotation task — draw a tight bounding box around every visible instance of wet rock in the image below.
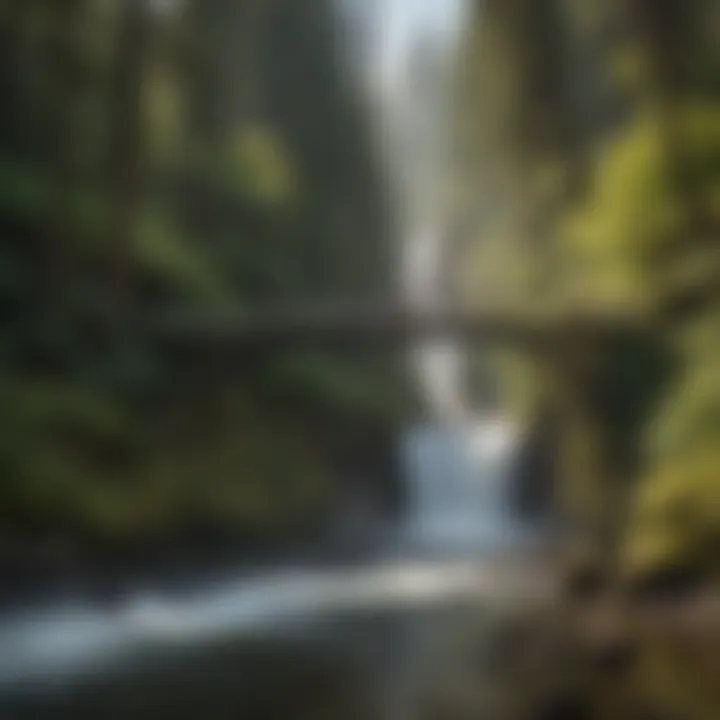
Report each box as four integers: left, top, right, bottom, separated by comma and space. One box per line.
627, 562, 705, 605
562, 562, 610, 604
483, 616, 535, 670
508, 404, 559, 521
630, 707, 681, 720
532, 691, 596, 720
585, 638, 638, 684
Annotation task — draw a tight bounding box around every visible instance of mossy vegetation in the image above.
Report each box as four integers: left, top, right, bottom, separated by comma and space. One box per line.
453, 0, 720, 586
0, 0, 406, 552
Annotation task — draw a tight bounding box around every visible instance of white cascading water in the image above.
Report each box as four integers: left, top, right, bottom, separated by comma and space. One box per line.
345, 0, 518, 550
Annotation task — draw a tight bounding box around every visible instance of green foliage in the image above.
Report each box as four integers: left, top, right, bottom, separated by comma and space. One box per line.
0, 156, 50, 220
0, 379, 131, 530
134, 208, 229, 299
646, 313, 720, 460
225, 126, 297, 208
625, 447, 720, 575
0, 0, 399, 546
632, 314, 720, 577
562, 103, 720, 301
271, 353, 407, 420
456, 0, 720, 572
562, 113, 682, 300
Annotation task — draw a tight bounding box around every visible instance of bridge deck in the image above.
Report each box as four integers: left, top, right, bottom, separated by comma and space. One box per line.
151, 304, 642, 356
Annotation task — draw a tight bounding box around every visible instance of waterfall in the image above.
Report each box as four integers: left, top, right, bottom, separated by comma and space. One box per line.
344, 0, 471, 418
339, 0, 476, 418
340, 0, 522, 550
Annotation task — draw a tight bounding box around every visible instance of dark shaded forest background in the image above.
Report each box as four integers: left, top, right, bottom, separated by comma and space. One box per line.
0, 0, 409, 562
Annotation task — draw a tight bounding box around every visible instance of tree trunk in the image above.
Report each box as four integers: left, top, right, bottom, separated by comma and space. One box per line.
108, 0, 151, 316
45, 0, 86, 308
547, 339, 617, 565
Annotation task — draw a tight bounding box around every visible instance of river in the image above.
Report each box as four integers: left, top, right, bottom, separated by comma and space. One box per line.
0, 557, 553, 719
0, 415, 551, 718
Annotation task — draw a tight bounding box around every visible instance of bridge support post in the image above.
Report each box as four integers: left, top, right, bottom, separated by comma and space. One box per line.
546, 341, 617, 576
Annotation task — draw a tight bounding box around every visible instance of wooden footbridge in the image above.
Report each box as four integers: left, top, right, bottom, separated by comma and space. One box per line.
150, 301, 648, 359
